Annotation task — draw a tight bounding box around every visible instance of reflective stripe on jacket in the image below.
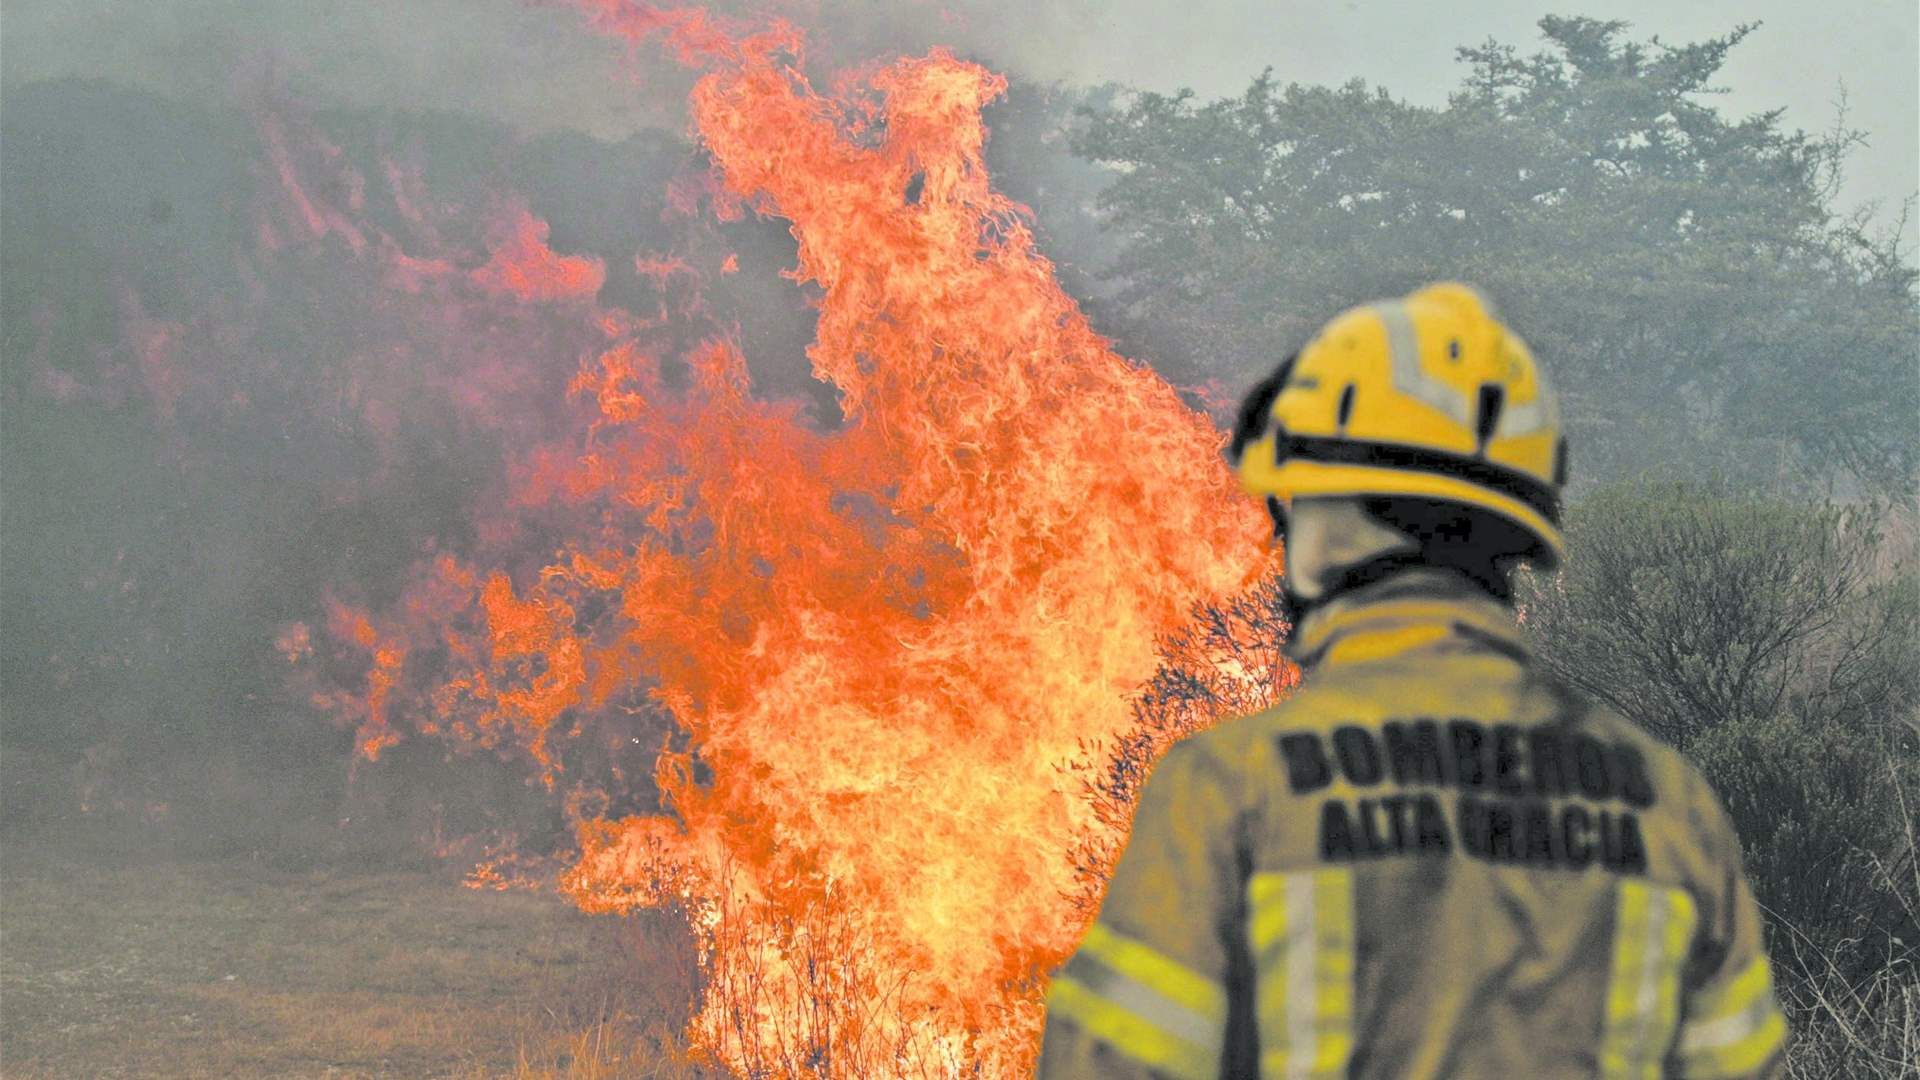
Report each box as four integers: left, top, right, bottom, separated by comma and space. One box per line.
1039, 570, 1785, 1080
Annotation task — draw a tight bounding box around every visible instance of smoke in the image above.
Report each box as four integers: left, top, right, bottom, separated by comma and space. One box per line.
8, 0, 1908, 247
0, 73, 660, 850
0, 2, 1128, 862
0, 0, 663, 137
0, 1, 1089, 137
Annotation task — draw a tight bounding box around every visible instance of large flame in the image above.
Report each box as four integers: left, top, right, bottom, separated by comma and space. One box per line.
277, 4, 1276, 1073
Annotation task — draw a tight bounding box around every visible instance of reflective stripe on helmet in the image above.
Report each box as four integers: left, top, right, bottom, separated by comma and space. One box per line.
1250, 869, 1356, 1080
1374, 300, 1472, 427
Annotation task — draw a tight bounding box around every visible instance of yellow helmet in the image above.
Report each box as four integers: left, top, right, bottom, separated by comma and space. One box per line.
1229, 282, 1568, 563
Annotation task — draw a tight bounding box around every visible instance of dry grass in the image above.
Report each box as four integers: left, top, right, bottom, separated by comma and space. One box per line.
1778, 772, 1920, 1079
1779, 952, 1920, 1079
0, 844, 711, 1079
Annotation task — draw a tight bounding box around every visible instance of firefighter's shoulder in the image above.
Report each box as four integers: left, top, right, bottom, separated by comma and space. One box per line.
1533, 685, 1751, 886
1161, 678, 1384, 803
1138, 724, 1257, 812
1213, 670, 1397, 743
1559, 695, 1737, 837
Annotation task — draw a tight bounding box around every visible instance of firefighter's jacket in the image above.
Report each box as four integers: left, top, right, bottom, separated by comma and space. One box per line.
1039, 570, 1786, 1079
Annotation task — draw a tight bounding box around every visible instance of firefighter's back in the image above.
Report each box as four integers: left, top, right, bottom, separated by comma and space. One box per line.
1186, 581, 1783, 1078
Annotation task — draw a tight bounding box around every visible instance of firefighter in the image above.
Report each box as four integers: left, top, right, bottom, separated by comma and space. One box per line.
1038, 283, 1786, 1079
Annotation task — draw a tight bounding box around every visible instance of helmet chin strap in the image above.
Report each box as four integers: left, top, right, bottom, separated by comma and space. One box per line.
1279, 498, 1422, 615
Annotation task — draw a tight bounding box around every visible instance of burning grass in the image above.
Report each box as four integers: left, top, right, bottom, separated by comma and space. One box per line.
0, 846, 709, 1079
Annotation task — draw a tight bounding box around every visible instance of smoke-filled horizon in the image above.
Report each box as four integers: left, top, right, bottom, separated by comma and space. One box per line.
3, 0, 1915, 252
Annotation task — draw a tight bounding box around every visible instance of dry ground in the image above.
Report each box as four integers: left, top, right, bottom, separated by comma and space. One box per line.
1, 846, 707, 1079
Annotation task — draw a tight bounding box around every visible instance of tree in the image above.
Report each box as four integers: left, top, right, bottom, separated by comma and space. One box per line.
1074, 17, 1918, 496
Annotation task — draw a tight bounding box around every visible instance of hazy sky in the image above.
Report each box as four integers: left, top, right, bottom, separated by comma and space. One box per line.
4, 0, 1914, 247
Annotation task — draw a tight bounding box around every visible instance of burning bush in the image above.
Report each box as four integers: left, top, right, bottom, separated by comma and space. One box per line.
246, 7, 1274, 1075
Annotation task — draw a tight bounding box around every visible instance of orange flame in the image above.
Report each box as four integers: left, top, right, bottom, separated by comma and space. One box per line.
470, 209, 608, 303
291, 4, 1278, 1073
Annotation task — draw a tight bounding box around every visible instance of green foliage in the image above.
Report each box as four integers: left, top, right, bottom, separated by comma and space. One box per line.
1518, 480, 1919, 1072
1074, 17, 1918, 495
1518, 482, 1898, 744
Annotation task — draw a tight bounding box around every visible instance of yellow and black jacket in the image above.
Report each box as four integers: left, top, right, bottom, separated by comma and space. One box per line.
1039, 570, 1786, 1080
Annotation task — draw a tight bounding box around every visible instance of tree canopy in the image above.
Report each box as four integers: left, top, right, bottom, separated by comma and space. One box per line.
1074, 17, 1917, 495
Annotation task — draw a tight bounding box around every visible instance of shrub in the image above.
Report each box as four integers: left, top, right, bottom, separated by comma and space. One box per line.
1520, 479, 1919, 1074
